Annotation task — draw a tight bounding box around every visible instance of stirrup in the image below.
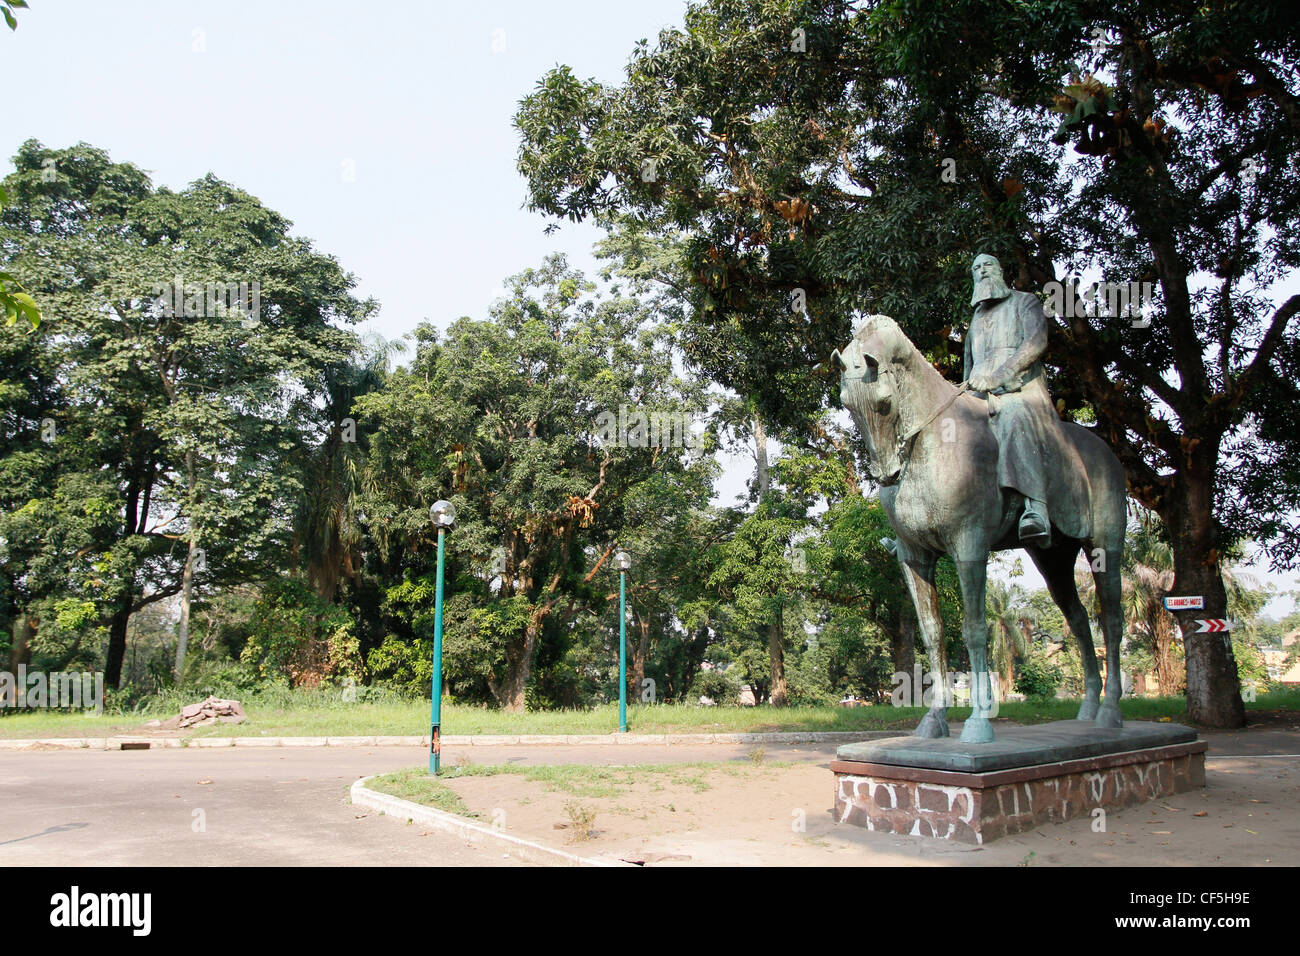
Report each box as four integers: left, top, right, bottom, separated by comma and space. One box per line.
1018, 509, 1051, 547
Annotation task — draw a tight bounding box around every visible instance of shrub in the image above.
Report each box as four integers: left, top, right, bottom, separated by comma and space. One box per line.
366, 635, 433, 697
1015, 647, 1064, 701
688, 668, 741, 705
785, 644, 838, 706
239, 578, 362, 688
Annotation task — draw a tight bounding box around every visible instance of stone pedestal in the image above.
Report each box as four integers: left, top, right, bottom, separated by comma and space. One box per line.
831, 720, 1206, 844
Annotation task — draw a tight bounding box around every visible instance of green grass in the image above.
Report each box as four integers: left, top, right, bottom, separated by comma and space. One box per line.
3, 688, 1297, 740
364, 767, 474, 815
0, 710, 169, 739
367, 760, 788, 808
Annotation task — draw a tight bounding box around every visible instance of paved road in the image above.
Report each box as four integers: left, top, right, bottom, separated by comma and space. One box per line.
0, 747, 527, 866
2, 729, 1294, 866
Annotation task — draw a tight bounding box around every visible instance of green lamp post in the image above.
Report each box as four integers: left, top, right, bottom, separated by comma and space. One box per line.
615, 549, 631, 733
429, 500, 456, 773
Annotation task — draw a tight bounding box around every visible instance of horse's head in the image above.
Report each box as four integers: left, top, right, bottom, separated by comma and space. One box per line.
833, 314, 906, 485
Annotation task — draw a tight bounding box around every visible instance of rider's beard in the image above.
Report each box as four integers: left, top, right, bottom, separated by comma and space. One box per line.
971, 274, 1012, 307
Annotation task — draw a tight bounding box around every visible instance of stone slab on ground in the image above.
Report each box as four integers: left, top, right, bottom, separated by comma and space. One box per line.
835, 719, 1197, 773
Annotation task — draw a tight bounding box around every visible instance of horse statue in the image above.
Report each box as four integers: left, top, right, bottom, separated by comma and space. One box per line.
834, 314, 1128, 743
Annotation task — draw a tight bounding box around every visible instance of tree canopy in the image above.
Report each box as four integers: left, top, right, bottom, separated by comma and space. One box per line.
0, 140, 372, 687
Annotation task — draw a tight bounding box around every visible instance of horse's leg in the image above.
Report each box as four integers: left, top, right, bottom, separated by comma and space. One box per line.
896, 544, 948, 738
1027, 540, 1102, 720
954, 553, 995, 743
1092, 547, 1125, 728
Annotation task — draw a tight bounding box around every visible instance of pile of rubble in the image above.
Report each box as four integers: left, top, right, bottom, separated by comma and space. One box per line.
147, 696, 247, 730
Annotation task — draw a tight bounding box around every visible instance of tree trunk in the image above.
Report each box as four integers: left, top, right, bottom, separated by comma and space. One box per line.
1173, 560, 1243, 727
677, 626, 710, 702
103, 592, 133, 690
174, 447, 199, 681
891, 608, 916, 686
1163, 473, 1245, 728
889, 608, 920, 707
494, 614, 546, 713
496, 646, 531, 713
105, 464, 147, 690
767, 612, 788, 707
174, 535, 197, 681
754, 416, 770, 497
1153, 611, 1182, 695
9, 614, 33, 672
754, 416, 788, 706
630, 617, 650, 703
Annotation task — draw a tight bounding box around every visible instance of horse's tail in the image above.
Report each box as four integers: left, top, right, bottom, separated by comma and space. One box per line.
1065, 423, 1128, 552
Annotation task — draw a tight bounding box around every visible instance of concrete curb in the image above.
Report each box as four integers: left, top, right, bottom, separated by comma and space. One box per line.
349, 775, 626, 867
0, 730, 900, 751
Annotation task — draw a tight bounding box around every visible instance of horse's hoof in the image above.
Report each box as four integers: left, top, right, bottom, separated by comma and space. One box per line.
1094, 703, 1123, 729
959, 716, 994, 744
1076, 698, 1100, 721
913, 714, 950, 739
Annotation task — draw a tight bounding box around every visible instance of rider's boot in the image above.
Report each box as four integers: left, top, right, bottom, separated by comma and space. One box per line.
1019, 498, 1051, 547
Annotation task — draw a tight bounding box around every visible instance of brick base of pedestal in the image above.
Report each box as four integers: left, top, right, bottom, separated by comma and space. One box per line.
831, 739, 1206, 844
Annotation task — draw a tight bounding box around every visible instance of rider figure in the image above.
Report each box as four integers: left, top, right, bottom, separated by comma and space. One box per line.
965, 254, 1058, 547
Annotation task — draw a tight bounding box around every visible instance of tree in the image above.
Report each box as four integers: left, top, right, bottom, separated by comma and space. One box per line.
985, 579, 1035, 702
0, 278, 87, 669
0, 189, 40, 330
0, 0, 41, 332
1013, 644, 1064, 701
1121, 516, 1182, 694
608, 473, 719, 706
356, 256, 713, 710
706, 499, 807, 705
515, 0, 1300, 727
811, 494, 964, 691
292, 334, 399, 604
0, 141, 371, 687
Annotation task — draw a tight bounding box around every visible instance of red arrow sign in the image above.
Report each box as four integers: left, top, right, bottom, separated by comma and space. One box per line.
1194, 619, 1232, 633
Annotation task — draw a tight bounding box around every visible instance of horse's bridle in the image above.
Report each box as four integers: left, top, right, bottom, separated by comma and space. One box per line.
890, 379, 972, 486
837, 330, 970, 488
853, 359, 971, 488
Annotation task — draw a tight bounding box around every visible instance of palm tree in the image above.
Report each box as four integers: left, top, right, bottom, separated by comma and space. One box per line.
1071, 510, 1181, 695
293, 333, 401, 601
1122, 520, 1182, 695
985, 579, 1035, 701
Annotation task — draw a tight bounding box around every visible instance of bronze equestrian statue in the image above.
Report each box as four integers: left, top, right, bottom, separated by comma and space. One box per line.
834, 255, 1128, 743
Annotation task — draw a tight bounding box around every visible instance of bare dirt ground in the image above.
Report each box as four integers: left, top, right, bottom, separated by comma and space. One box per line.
432, 725, 1300, 867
